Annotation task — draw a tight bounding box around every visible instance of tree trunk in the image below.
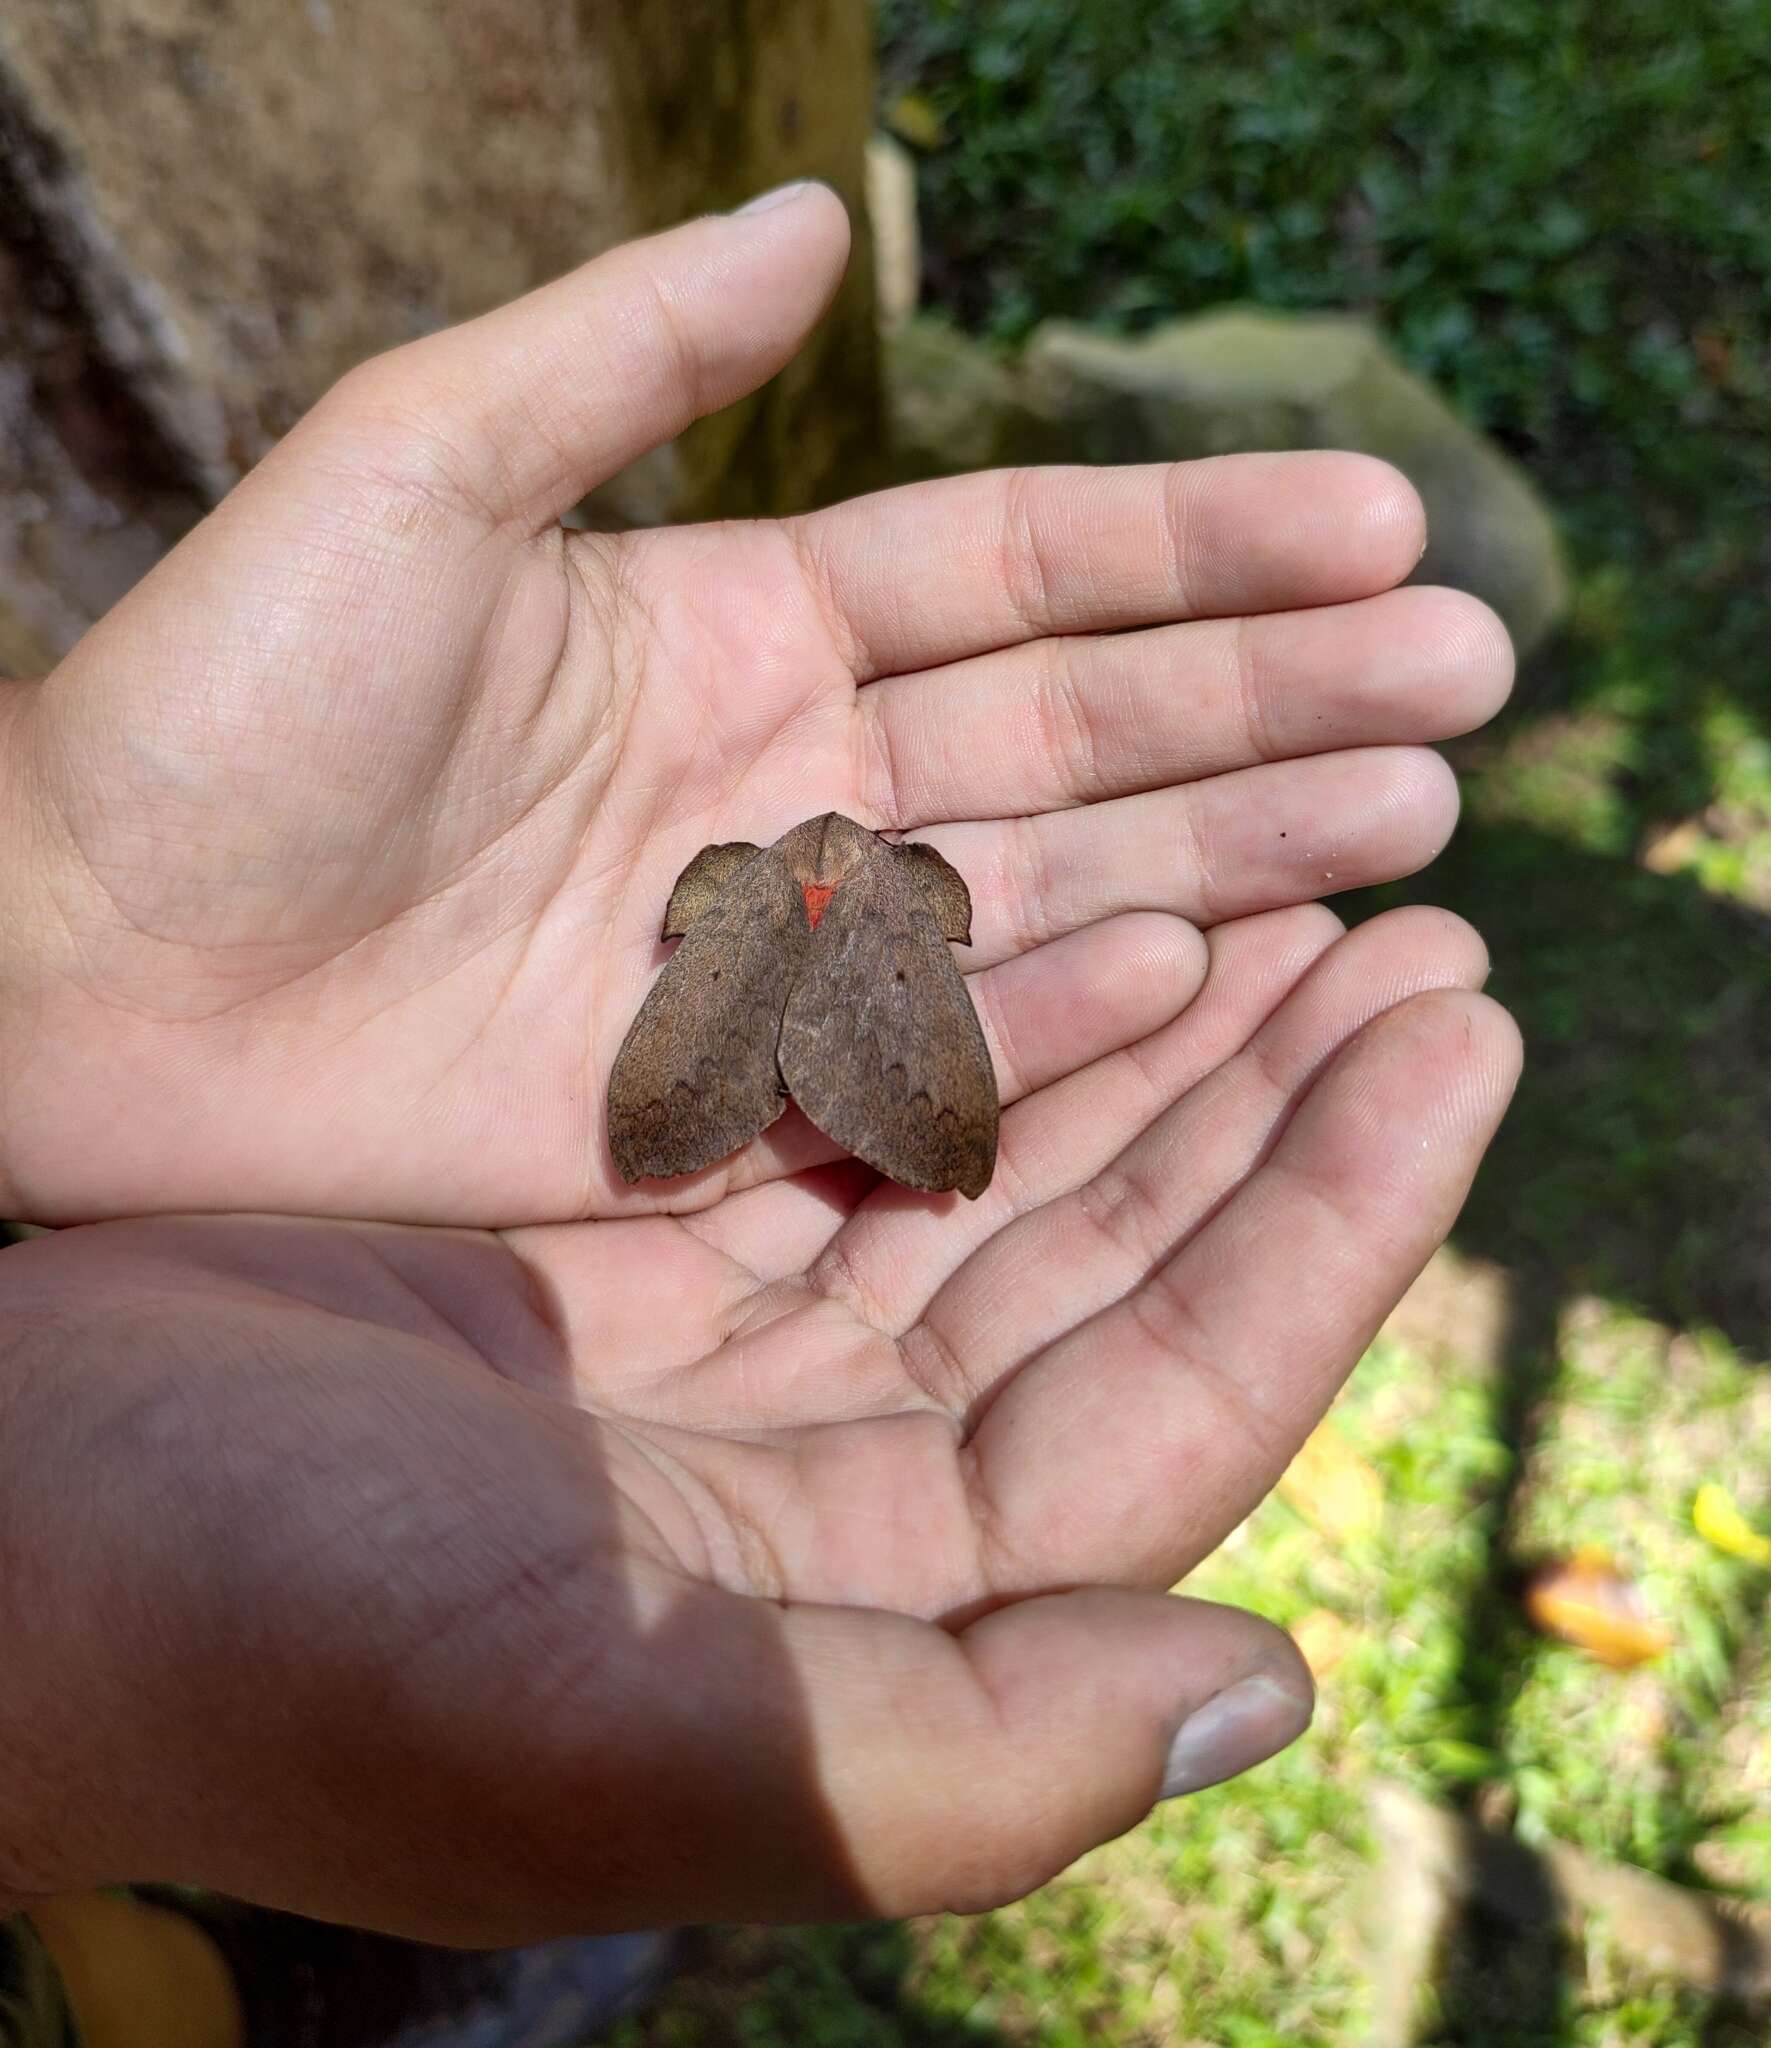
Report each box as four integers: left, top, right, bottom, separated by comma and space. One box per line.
0, 0, 881, 670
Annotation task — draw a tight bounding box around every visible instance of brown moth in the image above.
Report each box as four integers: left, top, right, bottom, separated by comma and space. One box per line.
608, 813, 998, 1197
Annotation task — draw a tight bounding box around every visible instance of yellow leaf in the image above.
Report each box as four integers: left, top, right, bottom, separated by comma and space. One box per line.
886, 92, 947, 151
1694, 1482, 1771, 1566
1277, 1422, 1384, 1543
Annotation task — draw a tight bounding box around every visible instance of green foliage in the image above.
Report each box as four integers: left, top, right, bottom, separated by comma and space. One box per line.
874, 0, 1771, 1361
877, 0, 1771, 535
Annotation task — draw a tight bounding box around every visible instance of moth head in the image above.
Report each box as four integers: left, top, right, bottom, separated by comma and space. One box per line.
782, 812, 873, 885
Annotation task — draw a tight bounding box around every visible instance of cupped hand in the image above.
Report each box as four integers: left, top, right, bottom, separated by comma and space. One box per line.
0, 184, 1510, 1227
0, 896, 1518, 1941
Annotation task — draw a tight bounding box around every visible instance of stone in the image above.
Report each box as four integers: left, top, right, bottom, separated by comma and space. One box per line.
0, 212, 208, 672
0, 0, 883, 654
1363, 1779, 1771, 2041
884, 318, 1061, 479
1024, 308, 1569, 656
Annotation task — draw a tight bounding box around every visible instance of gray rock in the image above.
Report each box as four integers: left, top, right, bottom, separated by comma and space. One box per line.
885, 321, 1061, 478
1024, 309, 1567, 655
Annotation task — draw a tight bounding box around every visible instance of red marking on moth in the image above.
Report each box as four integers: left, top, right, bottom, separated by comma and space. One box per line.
802, 881, 838, 931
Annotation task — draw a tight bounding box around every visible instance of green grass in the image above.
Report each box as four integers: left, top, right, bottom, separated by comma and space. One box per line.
615, 3, 1771, 2042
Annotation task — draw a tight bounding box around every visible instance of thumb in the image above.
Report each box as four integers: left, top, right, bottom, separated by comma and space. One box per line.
789, 1588, 1315, 1920
302, 181, 852, 533
398, 1580, 1314, 1937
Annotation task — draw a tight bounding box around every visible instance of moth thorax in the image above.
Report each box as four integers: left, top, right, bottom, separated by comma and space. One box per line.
801, 881, 838, 931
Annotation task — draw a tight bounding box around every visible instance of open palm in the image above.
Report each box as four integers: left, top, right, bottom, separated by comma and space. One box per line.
6, 882, 1513, 1940
0, 186, 1508, 1228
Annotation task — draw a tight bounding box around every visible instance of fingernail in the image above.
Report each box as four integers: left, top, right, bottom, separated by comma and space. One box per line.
735, 180, 816, 216
1160, 1674, 1313, 1800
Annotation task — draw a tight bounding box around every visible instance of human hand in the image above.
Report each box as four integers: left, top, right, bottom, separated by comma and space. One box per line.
0, 895, 1517, 1941
0, 183, 1510, 1226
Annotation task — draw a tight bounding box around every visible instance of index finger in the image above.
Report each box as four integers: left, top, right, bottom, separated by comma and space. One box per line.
790, 452, 1426, 684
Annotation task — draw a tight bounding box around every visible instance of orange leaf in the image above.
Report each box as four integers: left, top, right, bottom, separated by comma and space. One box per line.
1523, 1553, 1672, 1668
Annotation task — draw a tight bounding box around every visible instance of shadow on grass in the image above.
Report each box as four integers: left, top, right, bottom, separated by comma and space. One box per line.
615, 1921, 1008, 2048
1430, 1858, 1571, 2048
1348, 627, 1771, 2039
1447, 823, 1769, 1340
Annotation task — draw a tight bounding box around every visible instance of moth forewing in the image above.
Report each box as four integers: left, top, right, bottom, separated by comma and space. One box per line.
606, 846, 809, 1183
775, 846, 998, 1198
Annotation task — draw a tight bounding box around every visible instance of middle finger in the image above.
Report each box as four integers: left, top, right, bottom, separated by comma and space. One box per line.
857, 583, 1512, 827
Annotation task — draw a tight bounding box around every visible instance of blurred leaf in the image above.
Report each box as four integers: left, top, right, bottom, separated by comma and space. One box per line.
1289, 1609, 1354, 1677
885, 91, 946, 150
1277, 1421, 1384, 1542
1523, 1551, 1674, 1668
1424, 1739, 1502, 1781
1693, 326, 1735, 387
1693, 1482, 1771, 1567
1639, 817, 1707, 875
